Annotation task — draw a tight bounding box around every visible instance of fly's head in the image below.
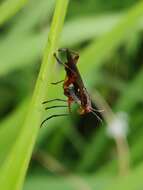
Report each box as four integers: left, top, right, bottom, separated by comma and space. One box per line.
58, 48, 79, 65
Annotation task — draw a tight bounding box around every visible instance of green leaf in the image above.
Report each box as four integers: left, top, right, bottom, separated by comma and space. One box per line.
0, 0, 69, 190
0, 99, 29, 164
0, 0, 27, 26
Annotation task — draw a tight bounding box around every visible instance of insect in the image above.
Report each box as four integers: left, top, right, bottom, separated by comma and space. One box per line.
54, 49, 102, 117
41, 88, 80, 127
41, 48, 102, 127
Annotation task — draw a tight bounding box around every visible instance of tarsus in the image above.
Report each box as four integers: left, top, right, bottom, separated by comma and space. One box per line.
51, 80, 64, 85
42, 99, 67, 104
45, 105, 67, 110
40, 114, 69, 127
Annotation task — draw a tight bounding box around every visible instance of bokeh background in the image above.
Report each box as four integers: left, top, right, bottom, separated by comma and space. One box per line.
0, 0, 143, 189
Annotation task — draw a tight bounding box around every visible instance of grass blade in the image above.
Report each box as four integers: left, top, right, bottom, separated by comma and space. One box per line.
0, 0, 69, 190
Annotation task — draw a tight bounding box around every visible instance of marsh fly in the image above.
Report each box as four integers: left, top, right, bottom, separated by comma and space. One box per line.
41, 48, 102, 127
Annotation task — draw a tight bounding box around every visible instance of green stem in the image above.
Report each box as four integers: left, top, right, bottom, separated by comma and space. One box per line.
0, 0, 69, 190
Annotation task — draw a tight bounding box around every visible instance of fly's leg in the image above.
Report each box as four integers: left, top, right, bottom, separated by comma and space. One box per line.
53, 53, 63, 65
54, 52, 76, 75
41, 114, 69, 127
67, 97, 73, 113
51, 80, 64, 85
63, 81, 75, 113
45, 105, 68, 110
42, 99, 67, 104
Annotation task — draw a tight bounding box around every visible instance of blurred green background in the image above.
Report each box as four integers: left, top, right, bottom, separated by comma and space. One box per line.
0, 0, 143, 189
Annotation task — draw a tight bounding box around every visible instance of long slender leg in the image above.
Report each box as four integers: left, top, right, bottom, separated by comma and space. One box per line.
51, 80, 64, 85
45, 105, 68, 110
67, 97, 73, 113
54, 52, 76, 75
42, 99, 67, 104
53, 53, 63, 65
40, 114, 69, 127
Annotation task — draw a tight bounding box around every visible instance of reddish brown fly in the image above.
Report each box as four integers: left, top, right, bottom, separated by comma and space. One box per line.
41, 48, 102, 127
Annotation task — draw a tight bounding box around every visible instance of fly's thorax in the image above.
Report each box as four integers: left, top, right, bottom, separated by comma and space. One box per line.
68, 84, 81, 105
